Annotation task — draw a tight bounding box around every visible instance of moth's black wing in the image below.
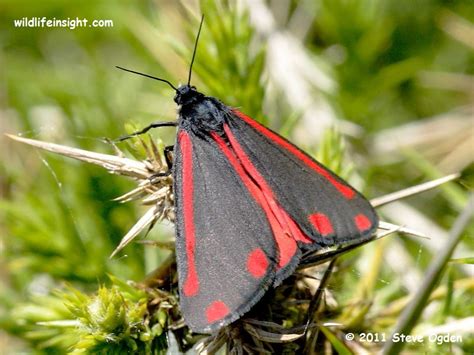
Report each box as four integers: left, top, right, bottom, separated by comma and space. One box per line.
227, 111, 378, 247
174, 130, 278, 334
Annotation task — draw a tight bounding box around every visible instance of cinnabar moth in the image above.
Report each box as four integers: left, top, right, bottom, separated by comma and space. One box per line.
116, 16, 378, 334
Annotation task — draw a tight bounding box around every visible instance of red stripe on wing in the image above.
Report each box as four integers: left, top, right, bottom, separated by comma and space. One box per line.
224, 124, 313, 243
223, 124, 312, 246
178, 131, 200, 297
233, 110, 355, 200
212, 123, 317, 271
211, 132, 299, 269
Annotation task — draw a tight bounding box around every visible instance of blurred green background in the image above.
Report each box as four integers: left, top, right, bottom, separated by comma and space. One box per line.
0, 0, 473, 353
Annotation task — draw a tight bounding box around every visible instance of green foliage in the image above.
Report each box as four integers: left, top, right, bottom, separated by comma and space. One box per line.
2, 277, 172, 354
1, 0, 473, 353
316, 127, 351, 178
63, 285, 159, 354
192, 0, 267, 122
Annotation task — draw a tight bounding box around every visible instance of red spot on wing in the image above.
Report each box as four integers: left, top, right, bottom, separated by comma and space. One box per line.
354, 213, 372, 232
308, 213, 334, 236
247, 248, 269, 278
233, 110, 355, 200
179, 131, 199, 297
206, 301, 230, 324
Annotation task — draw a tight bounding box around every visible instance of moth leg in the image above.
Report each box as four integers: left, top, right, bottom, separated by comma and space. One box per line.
114, 121, 178, 142
149, 145, 174, 183
149, 170, 172, 184
163, 145, 174, 170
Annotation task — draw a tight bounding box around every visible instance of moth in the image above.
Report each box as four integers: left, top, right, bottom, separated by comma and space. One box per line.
117, 16, 378, 334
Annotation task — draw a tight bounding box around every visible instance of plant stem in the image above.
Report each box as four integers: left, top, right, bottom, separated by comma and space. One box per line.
382, 194, 474, 355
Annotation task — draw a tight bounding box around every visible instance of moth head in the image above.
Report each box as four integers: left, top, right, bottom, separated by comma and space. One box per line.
174, 85, 203, 106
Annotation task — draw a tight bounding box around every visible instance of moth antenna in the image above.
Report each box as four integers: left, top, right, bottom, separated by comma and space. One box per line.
187, 14, 205, 85
116, 66, 177, 91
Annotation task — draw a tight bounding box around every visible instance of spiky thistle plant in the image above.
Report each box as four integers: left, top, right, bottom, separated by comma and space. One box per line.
6, 129, 460, 354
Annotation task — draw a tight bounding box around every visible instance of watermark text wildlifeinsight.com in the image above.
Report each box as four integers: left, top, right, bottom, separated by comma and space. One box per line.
13, 17, 114, 30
